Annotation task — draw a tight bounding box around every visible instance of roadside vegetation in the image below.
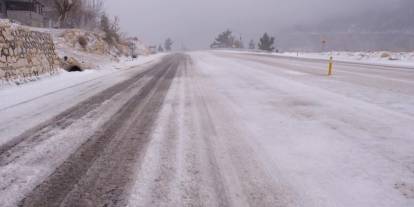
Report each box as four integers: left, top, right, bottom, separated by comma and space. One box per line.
211, 29, 276, 52
42, 0, 135, 55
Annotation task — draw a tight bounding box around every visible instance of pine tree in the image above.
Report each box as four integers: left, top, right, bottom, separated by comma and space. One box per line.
234, 39, 244, 49
249, 40, 255, 50
210, 30, 235, 48
258, 33, 275, 52
158, 45, 164, 52
164, 38, 174, 51
239, 39, 244, 49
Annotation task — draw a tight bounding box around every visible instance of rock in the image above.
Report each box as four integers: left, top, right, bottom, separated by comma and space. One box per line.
0, 55, 6, 63
381, 52, 391, 58
3, 48, 9, 56
0, 23, 59, 81
16, 58, 28, 67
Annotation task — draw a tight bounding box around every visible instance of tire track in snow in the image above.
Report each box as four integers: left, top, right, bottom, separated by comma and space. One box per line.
125, 56, 232, 207
19, 54, 181, 207
0, 60, 160, 158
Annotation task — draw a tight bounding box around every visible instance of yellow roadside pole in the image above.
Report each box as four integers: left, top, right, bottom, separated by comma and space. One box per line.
328, 56, 333, 76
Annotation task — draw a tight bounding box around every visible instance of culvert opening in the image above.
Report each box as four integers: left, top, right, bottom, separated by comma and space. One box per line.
67, 65, 83, 72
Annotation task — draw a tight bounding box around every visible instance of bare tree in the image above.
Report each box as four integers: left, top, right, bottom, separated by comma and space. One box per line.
49, 0, 104, 29
79, 0, 105, 29
101, 14, 121, 45
127, 37, 138, 57
53, 0, 81, 27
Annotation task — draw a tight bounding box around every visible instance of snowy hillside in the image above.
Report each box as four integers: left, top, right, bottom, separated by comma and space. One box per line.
31, 27, 150, 70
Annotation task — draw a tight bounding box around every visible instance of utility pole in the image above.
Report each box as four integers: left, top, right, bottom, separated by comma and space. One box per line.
321, 39, 327, 53
233, 30, 243, 49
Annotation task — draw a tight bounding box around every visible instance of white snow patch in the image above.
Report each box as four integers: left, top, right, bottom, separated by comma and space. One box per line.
190, 51, 414, 207
215, 50, 414, 68
0, 54, 164, 146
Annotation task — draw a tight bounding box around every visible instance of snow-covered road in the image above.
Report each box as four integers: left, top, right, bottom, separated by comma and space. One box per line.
0, 51, 413, 207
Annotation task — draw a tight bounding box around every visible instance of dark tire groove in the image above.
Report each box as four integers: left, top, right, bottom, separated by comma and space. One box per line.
0, 57, 164, 159
19, 54, 183, 207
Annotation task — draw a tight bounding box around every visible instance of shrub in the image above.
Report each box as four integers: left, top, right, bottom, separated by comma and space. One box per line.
381, 52, 391, 58
100, 14, 121, 46
78, 36, 88, 49
258, 33, 275, 52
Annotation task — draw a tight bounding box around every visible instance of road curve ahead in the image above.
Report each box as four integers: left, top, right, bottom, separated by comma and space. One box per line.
0, 52, 413, 207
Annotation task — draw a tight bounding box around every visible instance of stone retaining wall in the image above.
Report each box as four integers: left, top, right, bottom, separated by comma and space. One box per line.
0, 21, 60, 81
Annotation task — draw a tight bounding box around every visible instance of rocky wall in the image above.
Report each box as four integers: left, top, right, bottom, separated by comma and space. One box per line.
59, 29, 110, 55
0, 21, 60, 81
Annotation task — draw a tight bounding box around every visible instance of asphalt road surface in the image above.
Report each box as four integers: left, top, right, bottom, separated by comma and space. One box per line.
1, 52, 413, 207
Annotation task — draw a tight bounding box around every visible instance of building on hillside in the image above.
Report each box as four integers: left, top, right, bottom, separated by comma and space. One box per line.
0, 1, 4, 18
0, 0, 51, 27
148, 45, 158, 54
38, 0, 58, 27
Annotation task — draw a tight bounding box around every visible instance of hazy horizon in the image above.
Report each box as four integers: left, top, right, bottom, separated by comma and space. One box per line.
105, 0, 402, 50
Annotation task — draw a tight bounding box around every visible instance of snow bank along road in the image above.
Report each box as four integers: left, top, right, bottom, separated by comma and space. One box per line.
0, 51, 413, 207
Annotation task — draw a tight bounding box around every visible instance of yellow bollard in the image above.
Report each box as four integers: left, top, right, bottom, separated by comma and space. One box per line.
328, 56, 333, 76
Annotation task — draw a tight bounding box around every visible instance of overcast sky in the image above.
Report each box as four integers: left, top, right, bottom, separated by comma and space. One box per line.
105, 0, 400, 49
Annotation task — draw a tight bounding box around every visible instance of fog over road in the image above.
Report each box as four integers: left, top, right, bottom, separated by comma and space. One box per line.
0, 52, 413, 207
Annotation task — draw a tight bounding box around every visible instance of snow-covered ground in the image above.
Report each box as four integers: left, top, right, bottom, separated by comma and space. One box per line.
189, 51, 414, 206
1, 51, 413, 207
0, 54, 164, 146
217, 49, 414, 68
31, 25, 150, 71
280, 51, 414, 68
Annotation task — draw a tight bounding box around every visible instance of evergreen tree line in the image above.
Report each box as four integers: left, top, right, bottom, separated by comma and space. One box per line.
211, 30, 276, 52
158, 38, 174, 52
